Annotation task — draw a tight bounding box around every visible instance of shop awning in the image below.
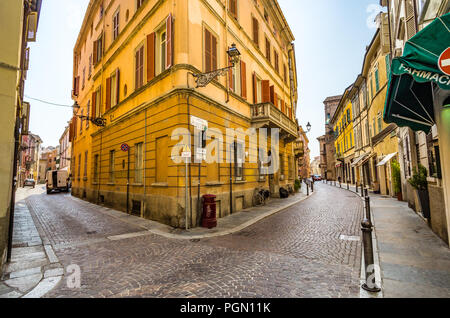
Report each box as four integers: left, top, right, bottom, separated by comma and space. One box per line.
351, 153, 369, 167
384, 13, 450, 133
377, 153, 397, 167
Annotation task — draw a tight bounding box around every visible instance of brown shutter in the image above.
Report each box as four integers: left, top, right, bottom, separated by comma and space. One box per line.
166, 13, 173, 69
91, 91, 97, 118
405, 0, 417, 39
252, 72, 257, 104
69, 118, 74, 141
253, 17, 259, 47
106, 77, 111, 111
274, 93, 278, 108
205, 29, 211, 72
229, 63, 234, 91
116, 69, 120, 104
73, 116, 77, 138
147, 33, 155, 81
269, 85, 275, 104
93, 40, 97, 64
262, 80, 270, 103
212, 35, 217, 70
281, 100, 285, 113
230, 0, 237, 19
240, 60, 246, 99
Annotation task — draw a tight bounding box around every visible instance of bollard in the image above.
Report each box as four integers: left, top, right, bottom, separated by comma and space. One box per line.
365, 196, 372, 222
361, 218, 381, 292
364, 188, 368, 197
306, 182, 309, 196
347, 181, 350, 190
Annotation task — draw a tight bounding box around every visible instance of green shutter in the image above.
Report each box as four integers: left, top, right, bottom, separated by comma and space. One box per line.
375, 69, 380, 92
385, 54, 391, 77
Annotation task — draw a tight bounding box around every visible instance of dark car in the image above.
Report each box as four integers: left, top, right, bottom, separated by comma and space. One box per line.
312, 175, 322, 181
23, 178, 36, 188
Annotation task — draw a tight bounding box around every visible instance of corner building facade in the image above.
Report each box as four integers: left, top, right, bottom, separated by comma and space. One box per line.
70, 0, 299, 228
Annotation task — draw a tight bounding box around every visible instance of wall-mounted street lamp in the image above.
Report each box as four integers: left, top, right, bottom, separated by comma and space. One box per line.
73, 101, 106, 127
306, 122, 312, 133
192, 43, 241, 88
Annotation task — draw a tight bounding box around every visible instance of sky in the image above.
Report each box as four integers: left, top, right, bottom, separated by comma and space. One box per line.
26, 0, 383, 159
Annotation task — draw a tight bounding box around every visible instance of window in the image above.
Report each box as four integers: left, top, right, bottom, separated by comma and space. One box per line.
86, 101, 90, 128
93, 34, 103, 64
84, 151, 88, 178
377, 114, 382, 132
204, 28, 217, 73
156, 136, 168, 183
288, 156, 294, 180
78, 154, 81, 178
88, 54, 92, 78
135, 45, 144, 90
113, 9, 120, 41
229, 0, 237, 19
255, 75, 262, 103
110, 71, 117, 107
283, 64, 287, 84
135, 143, 143, 184
274, 50, 279, 73
264, 8, 269, 22
80, 110, 83, 133
137, 0, 144, 10
93, 154, 99, 182
231, 61, 241, 96
155, 26, 167, 76
279, 153, 285, 178
109, 150, 115, 183
73, 157, 76, 178
252, 17, 259, 47
265, 37, 271, 63
234, 142, 244, 180
82, 68, 85, 90
374, 66, 380, 92
385, 54, 391, 77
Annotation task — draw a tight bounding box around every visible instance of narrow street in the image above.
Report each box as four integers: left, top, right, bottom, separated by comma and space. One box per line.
16, 183, 364, 298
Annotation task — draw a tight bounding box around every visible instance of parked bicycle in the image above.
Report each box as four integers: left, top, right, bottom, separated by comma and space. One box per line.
253, 187, 270, 206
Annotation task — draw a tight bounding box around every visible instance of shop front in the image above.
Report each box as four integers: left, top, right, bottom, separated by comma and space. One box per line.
384, 13, 450, 244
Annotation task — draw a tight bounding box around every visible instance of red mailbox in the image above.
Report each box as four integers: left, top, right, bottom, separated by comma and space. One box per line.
202, 194, 217, 229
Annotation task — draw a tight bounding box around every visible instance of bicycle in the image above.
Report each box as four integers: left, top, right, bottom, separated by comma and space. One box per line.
253, 187, 269, 206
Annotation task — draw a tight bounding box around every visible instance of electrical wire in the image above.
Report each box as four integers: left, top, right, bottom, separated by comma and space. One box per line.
24, 95, 74, 108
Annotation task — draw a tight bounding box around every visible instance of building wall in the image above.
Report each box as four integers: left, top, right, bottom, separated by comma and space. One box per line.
71, 0, 298, 228
0, 0, 24, 272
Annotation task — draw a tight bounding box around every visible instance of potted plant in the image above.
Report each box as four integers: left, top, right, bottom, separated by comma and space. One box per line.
408, 164, 430, 219
391, 160, 402, 201
294, 179, 302, 193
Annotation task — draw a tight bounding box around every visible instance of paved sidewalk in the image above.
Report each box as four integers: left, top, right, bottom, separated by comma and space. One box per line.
323, 180, 450, 298
73, 186, 312, 241
0, 187, 64, 298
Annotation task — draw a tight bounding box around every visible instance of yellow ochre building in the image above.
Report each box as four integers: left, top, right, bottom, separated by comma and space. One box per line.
70, 0, 299, 228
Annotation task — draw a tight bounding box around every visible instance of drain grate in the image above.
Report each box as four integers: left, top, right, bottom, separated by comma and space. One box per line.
86, 231, 97, 235
340, 235, 360, 241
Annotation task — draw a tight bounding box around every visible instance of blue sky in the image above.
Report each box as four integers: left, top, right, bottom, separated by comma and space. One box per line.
26, 0, 382, 159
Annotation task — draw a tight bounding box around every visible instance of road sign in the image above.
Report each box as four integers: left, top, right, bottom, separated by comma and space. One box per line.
190, 116, 208, 130
121, 143, 130, 152
181, 145, 191, 158
439, 47, 450, 76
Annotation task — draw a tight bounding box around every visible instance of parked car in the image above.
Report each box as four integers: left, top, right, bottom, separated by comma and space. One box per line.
312, 175, 322, 181
23, 178, 36, 188
46, 170, 69, 194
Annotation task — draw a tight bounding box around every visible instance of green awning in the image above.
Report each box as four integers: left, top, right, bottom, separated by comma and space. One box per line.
384, 13, 450, 133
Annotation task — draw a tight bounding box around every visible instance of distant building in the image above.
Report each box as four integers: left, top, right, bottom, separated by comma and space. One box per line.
18, 133, 42, 186
297, 125, 311, 179
318, 95, 341, 180
59, 125, 71, 173
311, 156, 321, 176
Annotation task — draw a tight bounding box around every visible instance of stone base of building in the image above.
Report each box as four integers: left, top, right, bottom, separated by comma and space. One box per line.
428, 184, 449, 245
71, 184, 286, 229
0, 215, 9, 277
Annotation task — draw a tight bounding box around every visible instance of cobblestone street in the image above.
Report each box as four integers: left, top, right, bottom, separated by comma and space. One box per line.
11, 183, 363, 298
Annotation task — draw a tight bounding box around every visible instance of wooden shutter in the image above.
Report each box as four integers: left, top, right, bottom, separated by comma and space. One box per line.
116, 69, 120, 104
73, 77, 77, 96
252, 72, 257, 104
205, 29, 211, 72
252, 17, 259, 46
147, 33, 155, 81
91, 91, 97, 118
281, 100, 285, 113
69, 118, 74, 141
405, 0, 417, 39
274, 93, 278, 108
166, 13, 173, 69
230, 0, 237, 19
212, 35, 217, 70
269, 85, 275, 104
105, 77, 111, 111
93, 40, 97, 64
73, 116, 77, 138
262, 80, 270, 103
229, 62, 234, 91
240, 60, 247, 99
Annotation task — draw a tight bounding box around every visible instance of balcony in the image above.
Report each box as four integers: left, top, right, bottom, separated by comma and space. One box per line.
250, 103, 298, 142
294, 139, 304, 158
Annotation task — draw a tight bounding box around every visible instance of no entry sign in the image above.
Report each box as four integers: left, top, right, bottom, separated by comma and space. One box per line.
439, 47, 450, 76
121, 143, 130, 152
